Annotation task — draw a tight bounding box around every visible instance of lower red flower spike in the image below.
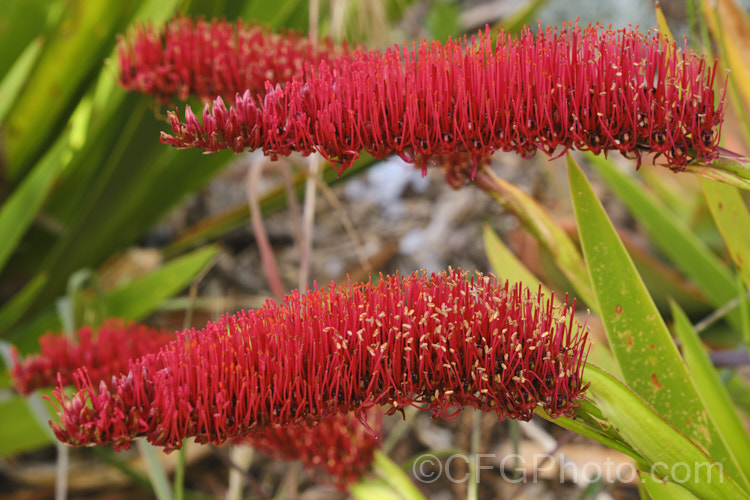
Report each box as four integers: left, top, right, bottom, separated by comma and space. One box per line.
10, 319, 175, 396
161, 22, 725, 172
49, 269, 589, 452
243, 411, 381, 488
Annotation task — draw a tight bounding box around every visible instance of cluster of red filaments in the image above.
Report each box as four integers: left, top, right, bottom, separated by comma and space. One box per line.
11, 319, 175, 396
49, 269, 588, 452
244, 411, 381, 487
118, 16, 348, 103
161, 22, 725, 172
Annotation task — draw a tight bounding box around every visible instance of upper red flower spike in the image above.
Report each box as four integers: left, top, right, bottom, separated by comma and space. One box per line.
161, 22, 725, 172
118, 16, 349, 103
10, 319, 175, 396
49, 269, 589, 452
245, 411, 381, 488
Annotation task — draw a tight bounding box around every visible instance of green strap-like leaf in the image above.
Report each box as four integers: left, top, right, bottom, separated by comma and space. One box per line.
0, 135, 68, 274
136, 440, 173, 500
640, 472, 701, 500
367, 450, 426, 500
535, 406, 644, 464
586, 365, 749, 500
4, 0, 142, 181
475, 167, 596, 308
7, 245, 220, 353
0, 394, 54, 457
104, 245, 220, 320
587, 154, 740, 328
0, 37, 43, 124
0, 274, 47, 336
482, 225, 549, 295
701, 179, 750, 293
349, 481, 409, 500
567, 154, 745, 486
670, 300, 750, 487
727, 371, 750, 418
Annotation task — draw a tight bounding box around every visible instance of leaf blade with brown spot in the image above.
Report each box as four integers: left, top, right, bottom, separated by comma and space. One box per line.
567, 154, 747, 487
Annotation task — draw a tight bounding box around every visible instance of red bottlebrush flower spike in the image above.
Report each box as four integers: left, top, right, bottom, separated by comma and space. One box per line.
49, 269, 589, 452
162, 22, 725, 172
244, 411, 381, 488
10, 319, 175, 396
118, 16, 349, 103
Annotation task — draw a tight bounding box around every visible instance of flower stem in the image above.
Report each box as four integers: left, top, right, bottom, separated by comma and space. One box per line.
54, 443, 69, 500
173, 443, 185, 500
467, 411, 481, 500
298, 154, 320, 290
247, 157, 286, 301
226, 445, 254, 500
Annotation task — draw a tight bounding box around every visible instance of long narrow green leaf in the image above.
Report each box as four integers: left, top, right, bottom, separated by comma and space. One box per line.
482, 225, 549, 295
702, 0, 750, 111
684, 163, 750, 192
0, 135, 68, 274
240, 0, 306, 31
701, 179, 750, 292
0, 0, 59, 78
136, 441, 173, 500
369, 450, 426, 500
585, 365, 749, 500
104, 245, 219, 320
131, 0, 181, 23
536, 407, 644, 464
475, 167, 595, 308
640, 472, 701, 500
640, 168, 699, 223
349, 481, 406, 500
587, 154, 740, 327
0, 274, 48, 335
670, 300, 750, 486
739, 276, 750, 348
621, 234, 711, 316
7, 245, 220, 351
0, 394, 53, 457
567, 154, 743, 483
28, 97, 231, 313
0, 37, 43, 124
4, 0, 142, 181
727, 371, 750, 418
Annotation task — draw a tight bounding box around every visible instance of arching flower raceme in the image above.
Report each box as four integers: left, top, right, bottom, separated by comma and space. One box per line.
118, 16, 349, 103
244, 411, 381, 488
10, 319, 175, 396
49, 269, 589, 452
161, 23, 725, 172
